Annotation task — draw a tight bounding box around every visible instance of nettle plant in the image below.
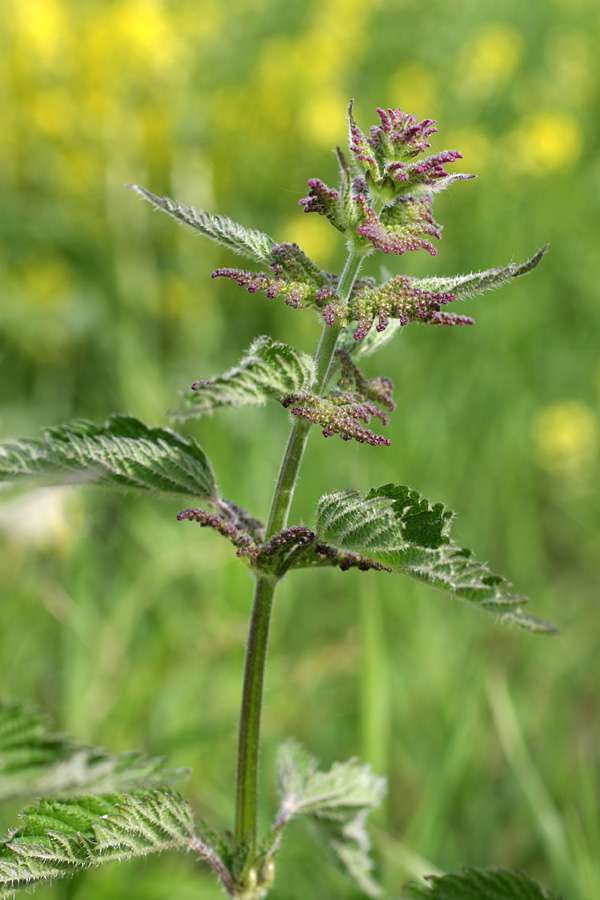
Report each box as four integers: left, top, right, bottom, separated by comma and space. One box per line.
0, 103, 559, 900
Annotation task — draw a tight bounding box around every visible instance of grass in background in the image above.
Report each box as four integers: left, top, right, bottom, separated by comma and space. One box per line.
1, 1, 599, 898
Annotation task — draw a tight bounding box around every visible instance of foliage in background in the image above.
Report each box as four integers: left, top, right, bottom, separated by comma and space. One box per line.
1, 1, 599, 899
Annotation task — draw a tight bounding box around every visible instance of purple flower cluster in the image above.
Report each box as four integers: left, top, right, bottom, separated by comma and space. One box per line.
282, 354, 395, 448
336, 350, 395, 413
359, 105, 438, 160
355, 194, 442, 257
177, 509, 392, 578
177, 508, 253, 551
270, 344, 396, 447
298, 179, 342, 227
299, 101, 471, 260
209, 105, 479, 354
322, 276, 473, 340
348, 103, 463, 188
313, 543, 392, 572
284, 392, 392, 446
177, 509, 314, 574
213, 242, 336, 310
387, 150, 462, 184
212, 267, 318, 309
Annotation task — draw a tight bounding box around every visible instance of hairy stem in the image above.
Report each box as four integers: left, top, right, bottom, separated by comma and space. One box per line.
266, 248, 367, 539
234, 576, 277, 851
234, 243, 370, 852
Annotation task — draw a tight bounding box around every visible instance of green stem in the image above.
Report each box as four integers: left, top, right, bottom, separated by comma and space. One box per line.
234, 245, 368, 852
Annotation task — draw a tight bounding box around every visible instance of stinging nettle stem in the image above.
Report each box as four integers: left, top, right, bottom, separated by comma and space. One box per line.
234, 241, 372, 854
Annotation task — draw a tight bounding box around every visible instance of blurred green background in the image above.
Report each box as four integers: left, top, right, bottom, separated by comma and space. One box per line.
1, 0, 599, 898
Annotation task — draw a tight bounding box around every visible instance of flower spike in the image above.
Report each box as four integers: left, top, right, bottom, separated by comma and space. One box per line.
356, 194, 442, 257
281, 350, 395, 447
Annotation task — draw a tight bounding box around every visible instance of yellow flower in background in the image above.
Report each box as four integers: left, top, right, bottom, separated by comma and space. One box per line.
300, 88, 348, 147
13, 0, 67, 63
533, 402, 598, 474
110, 0, 179, 71
456, 24, 524, 99
247, 0, 373, 147
505, 111, 583, 175
18, 257, 72, 308
171, 0, 222, 41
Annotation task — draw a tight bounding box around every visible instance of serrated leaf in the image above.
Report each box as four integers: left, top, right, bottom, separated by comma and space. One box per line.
269, 242, 332, 289
0, 416, 218, 501
366, 483, 452, 548
316, 490, 402, 552
127, 185, 277, 265
0, 792, 196, 897
275, 741, 386, 898
277, 741, 386, 822
399, 866, 561, 899
174, 337, 316, 420
325, 249, 546, 343
315, 485, 555, 633
0, 702, 186, 802
413, 246, 548, 302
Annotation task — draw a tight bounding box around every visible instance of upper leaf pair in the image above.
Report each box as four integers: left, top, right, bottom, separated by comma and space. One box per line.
128, 102, 547, 348
175, 338, 395, 447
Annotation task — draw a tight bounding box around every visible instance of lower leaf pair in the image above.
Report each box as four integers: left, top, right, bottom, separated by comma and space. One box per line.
0, 702, 560, 900
0, 702, 383, 899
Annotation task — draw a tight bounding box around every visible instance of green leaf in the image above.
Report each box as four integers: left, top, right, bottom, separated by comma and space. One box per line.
127, 184, 277, 265
0, 792, 197, 897
275, 741, 386, 898
174, 337, 316, 420
270, 241, 332, 288
315, 485, 556, 633
366, 483, 452, 548
316, 489, 406, 552
0, 416, 218, 502
399, 866, 561, 899
326, 248, 547, 342
413, 246, 548, 303
0, 702, 186, 802
277, 741, 386, 821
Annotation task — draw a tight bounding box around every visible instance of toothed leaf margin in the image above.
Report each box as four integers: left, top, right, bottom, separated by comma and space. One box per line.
0, 702, 187, 803
0, 416, 218, 502
315, 485, 555, 632
273, 741, 386, 898
399, 865, 561, 899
